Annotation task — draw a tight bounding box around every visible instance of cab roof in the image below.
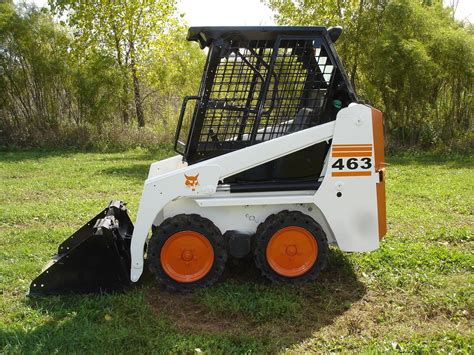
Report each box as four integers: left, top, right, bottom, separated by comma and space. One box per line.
187, 26, 331, 48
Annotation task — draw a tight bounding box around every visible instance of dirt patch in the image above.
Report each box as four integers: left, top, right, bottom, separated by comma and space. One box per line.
147, 255, 366, 340
148, 288, 251, 333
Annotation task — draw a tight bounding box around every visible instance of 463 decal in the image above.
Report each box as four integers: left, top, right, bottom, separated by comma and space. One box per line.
331, 157, 372, 170
330, 144, 373, 177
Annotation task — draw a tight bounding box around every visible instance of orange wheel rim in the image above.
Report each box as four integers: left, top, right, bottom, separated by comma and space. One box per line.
160, 231, 214, 283
266, 226, 318, 277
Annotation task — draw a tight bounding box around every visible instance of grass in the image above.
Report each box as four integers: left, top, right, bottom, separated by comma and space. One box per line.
1, 149, 473, 353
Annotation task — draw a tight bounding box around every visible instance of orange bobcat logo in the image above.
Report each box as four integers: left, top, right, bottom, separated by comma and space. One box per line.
184, 173, 199, 191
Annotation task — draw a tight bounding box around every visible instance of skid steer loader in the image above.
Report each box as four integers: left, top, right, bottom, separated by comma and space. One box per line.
29, 26, 386, 295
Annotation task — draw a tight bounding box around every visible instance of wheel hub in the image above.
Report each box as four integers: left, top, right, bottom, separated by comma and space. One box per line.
181, 249, 194, 262
160, 231, 214, 283
266, 226, 318, 277
285, 244, 297, 257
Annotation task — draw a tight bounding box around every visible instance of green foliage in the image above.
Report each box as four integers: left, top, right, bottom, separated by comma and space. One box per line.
143, 29, 205, 128
0, 3, 70, 138
1, 0, 472, 151
265, 0, 474, 150
0, 1, 204, 147
49, 0, 201, 128
70, 54, 123, 126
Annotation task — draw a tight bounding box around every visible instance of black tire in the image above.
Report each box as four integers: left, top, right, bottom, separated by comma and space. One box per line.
254, 210, 329, 283
148, 214, 227, 292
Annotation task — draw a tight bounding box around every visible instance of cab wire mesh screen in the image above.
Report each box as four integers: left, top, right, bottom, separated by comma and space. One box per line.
176, 35, 338, 161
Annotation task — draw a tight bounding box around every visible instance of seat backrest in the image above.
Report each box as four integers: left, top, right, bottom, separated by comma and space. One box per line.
287, 108, 314, 133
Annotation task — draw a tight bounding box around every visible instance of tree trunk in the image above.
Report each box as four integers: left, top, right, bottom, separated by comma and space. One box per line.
112, 28, 131, 125
131, 62, 144, 127
130, 42, 145, 127
121, 83, 130, 125
350, 0, 365, 90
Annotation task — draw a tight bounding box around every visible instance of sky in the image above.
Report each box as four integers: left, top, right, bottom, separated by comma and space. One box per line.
18, 0, 474, 24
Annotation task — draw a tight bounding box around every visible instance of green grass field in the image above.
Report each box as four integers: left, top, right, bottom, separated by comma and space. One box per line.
1, 149, 473, 353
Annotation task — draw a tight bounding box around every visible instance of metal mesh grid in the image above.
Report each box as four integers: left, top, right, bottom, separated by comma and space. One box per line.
198, 40, 273, 148
194, 37, 335, 153
258, 40, 334, 141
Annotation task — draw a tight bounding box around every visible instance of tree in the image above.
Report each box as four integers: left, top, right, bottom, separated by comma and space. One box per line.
1, 1, 205, 149
51, 0, 180, 127
264, 0, 473, 148
0, 2, 124, 146
264, 0, 373, 89
0, 2, 70, 137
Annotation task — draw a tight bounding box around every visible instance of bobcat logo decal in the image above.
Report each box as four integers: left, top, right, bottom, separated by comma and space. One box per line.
184, 173, 199, 191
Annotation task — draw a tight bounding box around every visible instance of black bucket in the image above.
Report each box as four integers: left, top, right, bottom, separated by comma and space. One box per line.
29, 201, 134, 296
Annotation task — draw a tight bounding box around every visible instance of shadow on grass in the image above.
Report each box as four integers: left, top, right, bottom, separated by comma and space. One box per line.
2, 288, 200, 353
3, 250, 364, 353
0, 149, 76, 162
0, 146, 174, 163
147, 249, 365, 351
98, 148, 175, 182
100, 164, 150, 182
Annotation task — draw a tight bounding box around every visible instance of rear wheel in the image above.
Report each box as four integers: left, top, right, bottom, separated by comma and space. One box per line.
148, 214, 227, 291
254, 210, 328, 283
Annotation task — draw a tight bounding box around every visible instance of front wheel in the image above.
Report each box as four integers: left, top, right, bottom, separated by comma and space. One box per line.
254, 210, 328, 283
148, 214, 227, 291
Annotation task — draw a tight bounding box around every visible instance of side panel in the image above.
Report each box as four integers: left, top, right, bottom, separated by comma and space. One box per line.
314, 104, 380, 252
223, 142, 329, 183
147, 155, 187, 179
162, 198, 336, 245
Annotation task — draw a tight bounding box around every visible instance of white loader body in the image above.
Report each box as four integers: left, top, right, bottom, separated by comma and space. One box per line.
130, 103, 386, 282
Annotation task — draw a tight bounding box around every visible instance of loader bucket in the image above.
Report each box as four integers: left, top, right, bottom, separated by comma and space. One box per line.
29, 201, 134, 296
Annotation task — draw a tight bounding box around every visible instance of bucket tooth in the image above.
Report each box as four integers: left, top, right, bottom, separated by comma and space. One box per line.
28, 201, 134, 296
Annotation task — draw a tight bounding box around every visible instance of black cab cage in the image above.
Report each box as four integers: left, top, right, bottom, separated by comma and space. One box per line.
175, 26, 357, 164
